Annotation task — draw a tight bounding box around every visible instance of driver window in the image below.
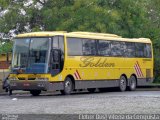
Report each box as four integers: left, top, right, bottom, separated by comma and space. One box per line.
50, 36, 64, 76
53, 37, 59, 49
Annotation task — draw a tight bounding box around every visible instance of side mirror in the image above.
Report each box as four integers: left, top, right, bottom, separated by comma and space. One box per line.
51, 49, 61, 62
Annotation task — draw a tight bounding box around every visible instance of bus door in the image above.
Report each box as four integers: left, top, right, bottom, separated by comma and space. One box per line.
50, 36, 64, 76
50, 49, 62, 76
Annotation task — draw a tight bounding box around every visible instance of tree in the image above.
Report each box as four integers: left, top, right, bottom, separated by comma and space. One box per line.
0, 40, 12, 54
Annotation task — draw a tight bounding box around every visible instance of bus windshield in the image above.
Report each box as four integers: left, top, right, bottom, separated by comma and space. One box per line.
12, 38, 50, 74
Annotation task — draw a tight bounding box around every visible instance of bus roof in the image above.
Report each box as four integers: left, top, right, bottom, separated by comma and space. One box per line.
16, 31, 66, 37
16, 31, 151, 43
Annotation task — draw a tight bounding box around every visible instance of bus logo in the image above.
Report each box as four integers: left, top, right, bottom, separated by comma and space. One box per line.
134, 61, 144, 77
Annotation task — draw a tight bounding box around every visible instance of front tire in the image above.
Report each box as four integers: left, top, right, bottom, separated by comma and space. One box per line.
129, 76, 137, 91
119, 76, 127, 92
60, 77, 73, 95
30, 90, 41, 96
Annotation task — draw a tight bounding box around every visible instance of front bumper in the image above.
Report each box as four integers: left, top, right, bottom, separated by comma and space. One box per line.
10, 80, 48, 90
9, 80, 64, 91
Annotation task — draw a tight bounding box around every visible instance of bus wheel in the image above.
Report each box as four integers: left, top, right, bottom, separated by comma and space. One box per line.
30, 90, 41, 96
61, 77, 73, 95
119, 76, 127, 92
129, 76, 137, 91
87, 88, 96, 93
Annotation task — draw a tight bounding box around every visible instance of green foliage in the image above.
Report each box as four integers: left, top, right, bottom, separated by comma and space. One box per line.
0, 41, 13, 54
0, 0, 160, 82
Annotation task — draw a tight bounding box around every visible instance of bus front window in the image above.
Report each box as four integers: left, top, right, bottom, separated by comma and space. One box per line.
12, 39, 30, 68
12, 38, 50, 74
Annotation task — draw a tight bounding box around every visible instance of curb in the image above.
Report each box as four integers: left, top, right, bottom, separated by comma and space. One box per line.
0, 91, 29, 96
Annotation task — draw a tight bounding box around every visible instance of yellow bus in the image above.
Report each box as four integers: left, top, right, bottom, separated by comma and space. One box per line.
8, 31, 153, 96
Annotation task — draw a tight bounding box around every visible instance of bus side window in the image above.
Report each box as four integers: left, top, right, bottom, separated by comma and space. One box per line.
135, 43, 145, 58
67, 38, 83, 56
98, 40, 111, 56
53, 37, 59, 49
111, 41, 124, 57
82, 39, 96, 56
144, 44, 152, 58
58, 36, 64, 70
50, 36, 64, 76
125, 42, 136, 57
120, 42, 126, 57
59, 36, 64, 54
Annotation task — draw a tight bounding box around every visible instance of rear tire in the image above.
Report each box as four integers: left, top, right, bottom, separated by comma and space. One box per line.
60, 77, 73, 95
30, 90, 41, 96
87, 88, 96, 93
129, 75, 137, 91
119, 76, 127, 92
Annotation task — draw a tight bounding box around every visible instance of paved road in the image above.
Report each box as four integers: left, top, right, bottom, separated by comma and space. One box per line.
0, 89, 160, 114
